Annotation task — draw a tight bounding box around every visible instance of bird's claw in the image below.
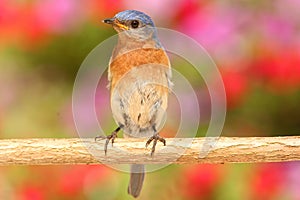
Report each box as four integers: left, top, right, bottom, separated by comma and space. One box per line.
94, 135, 106, 141
145, 134, 166, 156
95, 127, 120, 155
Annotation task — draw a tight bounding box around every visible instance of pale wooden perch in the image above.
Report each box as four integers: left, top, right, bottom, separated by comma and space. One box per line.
0, 137, 299, 165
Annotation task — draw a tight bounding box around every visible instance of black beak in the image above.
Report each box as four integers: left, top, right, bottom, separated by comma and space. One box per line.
102, 18, 114, 24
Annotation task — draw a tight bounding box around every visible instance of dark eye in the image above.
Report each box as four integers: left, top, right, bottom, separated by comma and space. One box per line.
131, 20, 139, 29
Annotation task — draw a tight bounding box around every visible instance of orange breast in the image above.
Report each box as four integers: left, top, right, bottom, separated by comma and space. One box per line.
109, 48, 170, 92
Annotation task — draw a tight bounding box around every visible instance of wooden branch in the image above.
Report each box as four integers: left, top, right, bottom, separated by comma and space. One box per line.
0, 137, 299, 165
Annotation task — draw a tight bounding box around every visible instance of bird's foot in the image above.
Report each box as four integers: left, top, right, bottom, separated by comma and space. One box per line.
95, 127, 121, 155
145, 133, 166, 156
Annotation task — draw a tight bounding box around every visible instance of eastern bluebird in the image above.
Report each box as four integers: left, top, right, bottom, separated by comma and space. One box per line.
96, 10, 172, 198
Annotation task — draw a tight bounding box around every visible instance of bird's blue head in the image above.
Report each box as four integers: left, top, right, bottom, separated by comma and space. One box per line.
103, 10, 159, 42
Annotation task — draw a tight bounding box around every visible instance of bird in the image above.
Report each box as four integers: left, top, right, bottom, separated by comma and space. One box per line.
96, 10, 172, 198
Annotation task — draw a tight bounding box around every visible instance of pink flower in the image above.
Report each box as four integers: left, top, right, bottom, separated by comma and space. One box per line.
35, 0, 84, 33
259, 14, 295, 45
285, 162, 300, 199
123, 0, 183, 24
177, 3, 250, 63
275, 0, 300, 26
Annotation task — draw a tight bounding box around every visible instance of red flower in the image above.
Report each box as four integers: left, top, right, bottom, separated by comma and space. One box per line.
174, 0, 202, 21
181, 164, 223, 199
0, 0, 85, 47
88, 0, 125, 20
58, 165, 110, 196
221, 69, 248, 108
17, 185, 44, 200
253, 47, 300, 92
250, 163, 286, 200
0, 2, 47, 47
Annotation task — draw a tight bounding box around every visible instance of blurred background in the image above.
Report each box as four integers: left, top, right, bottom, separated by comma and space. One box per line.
1, 0, 300, 199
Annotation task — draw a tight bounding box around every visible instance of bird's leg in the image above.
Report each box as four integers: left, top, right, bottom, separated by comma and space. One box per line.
145, 132, 166, 156
95, 127, 121, 155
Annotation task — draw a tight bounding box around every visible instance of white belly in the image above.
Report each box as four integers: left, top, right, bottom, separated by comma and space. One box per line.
110, 64, 170, 138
